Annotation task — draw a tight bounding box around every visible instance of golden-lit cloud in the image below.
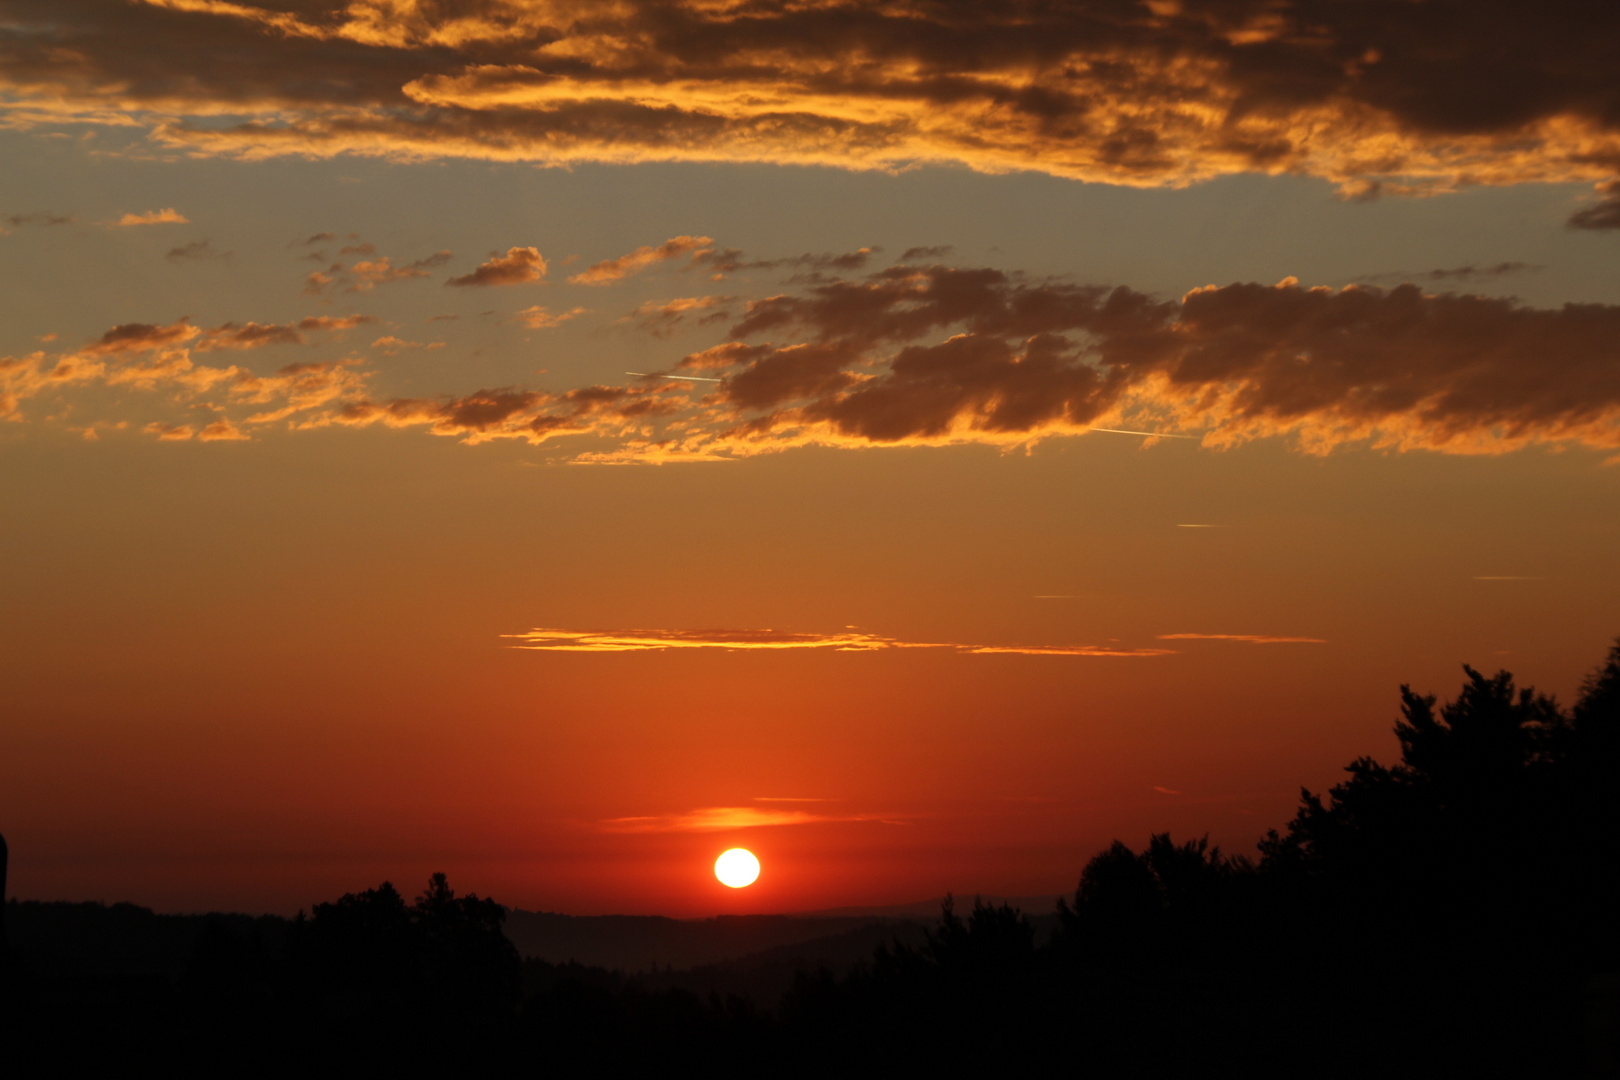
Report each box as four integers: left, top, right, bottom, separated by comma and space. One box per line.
198, 417, 250, 441
641, 267, 1620, 460
4, 2, 1620, 201
302, 248, 454, 294
516, 304, 586, 329
447, 246, 546, 287
84, 319, 200, 355
116, 208, 187, 226
627, 295, 731, 337
505, 627, 1175, 657
196, 314, 375, 350
322, 382, 681, 446
11, 259, 1620, 463
1, 315, 374, 427
3, 212, 73, 230
351, 251, 451, 290
143, 421, 195, 441
569, 236, 712, 286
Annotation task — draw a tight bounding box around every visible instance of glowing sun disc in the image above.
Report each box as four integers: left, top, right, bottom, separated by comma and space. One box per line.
714, 848, 760, 888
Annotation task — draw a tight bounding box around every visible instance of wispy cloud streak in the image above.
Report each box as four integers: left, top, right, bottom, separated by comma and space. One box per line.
505, 628, 1174, 656
599, 805, 898, 833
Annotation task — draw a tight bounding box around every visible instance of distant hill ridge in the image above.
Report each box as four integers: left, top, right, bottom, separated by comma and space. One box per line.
4, 893, 1061, 982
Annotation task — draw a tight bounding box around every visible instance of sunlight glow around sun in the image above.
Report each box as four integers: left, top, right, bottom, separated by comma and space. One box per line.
714, 848, 760, 888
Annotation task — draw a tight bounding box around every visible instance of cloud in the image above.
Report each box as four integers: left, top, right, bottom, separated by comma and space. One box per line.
303, 266, 343, 296
447, 246, 546, 287
599, 806, 890, 833
369, 335, 445, 354
143, 421, 195, 441
628, 295, 732, 337
5, 3, 1620, 196
84, 318, 199, 354
197, 418, 249, 441
194, 314, 375, 351
655, 267, 1620, 459
301, 249, 453, 293
900, 246, 954, 263
570, 236, 712, 285
117, 208, 186, 226
516, 305, 586, 329
348, 251, 451, 290
505, 627, 1174, 657
166, 239, 229, 260
4, 211, 73, 230
2, 314, 374, 426
322, 382, 683, 446
1569, 180, 1620, 230
689, 247, 879, 281
16, 258, 1620, 464
1354, 262, 1542, 285
1157, 634, 1327, 644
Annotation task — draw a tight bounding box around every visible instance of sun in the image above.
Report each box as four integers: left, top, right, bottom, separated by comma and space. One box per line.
714, 848, 760, 888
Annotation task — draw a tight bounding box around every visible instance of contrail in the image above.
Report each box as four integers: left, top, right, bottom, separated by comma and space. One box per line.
627, 371, 723, 382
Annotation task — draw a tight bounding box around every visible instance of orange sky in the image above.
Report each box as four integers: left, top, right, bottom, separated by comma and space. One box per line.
2, 0, 1619, 916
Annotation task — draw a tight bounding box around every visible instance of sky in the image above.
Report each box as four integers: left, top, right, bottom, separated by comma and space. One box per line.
2, 0, 1619, 917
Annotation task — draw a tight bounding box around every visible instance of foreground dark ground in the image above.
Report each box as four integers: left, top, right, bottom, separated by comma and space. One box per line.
4, 641, 1620, 1078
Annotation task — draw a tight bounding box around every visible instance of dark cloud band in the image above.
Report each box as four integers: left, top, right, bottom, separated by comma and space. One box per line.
3, 1, 1619, 202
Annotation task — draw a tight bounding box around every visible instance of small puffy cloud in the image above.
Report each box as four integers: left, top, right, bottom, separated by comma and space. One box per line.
570, 236, 711, 285
302, 249, 453, 294
516, 305, 586, 329
369, 335, 445, 354
1355, 262, 1541, 284
198, 418, 249, 441
196, 314, 375, 350
351, 251, 450, 290
900, 246, 954, 263
117, 208, 187, 226
143, 422, 195, 441
1569, 180, 1620, 230
447, 246, 547, 287
325, 381, 683, 446
3, 212, 73, 231
303, 265, 342, 296
688, 246, 877, 281
166, 239, 229, 260
675, 342, 773, 372
628, 295, 732, 337
84, 318, 199, 355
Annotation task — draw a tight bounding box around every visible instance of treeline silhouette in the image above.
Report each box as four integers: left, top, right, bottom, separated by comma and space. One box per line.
3, 642, 1619, 1077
